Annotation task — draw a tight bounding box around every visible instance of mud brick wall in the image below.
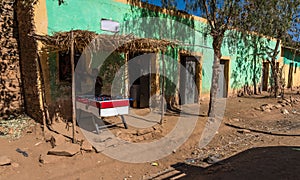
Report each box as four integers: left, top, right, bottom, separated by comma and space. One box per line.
0, 0, 22, 119
16, 0, 42, 122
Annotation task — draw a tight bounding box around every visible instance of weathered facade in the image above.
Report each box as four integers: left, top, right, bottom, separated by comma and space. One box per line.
0, 0, 22, 118
16, 0, 42, 122
0, 0, 45, 121
1, 0, 299, 122
281, 46, 300, 89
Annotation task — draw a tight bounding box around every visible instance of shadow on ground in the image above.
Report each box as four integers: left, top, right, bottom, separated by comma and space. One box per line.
170, 146, 300, 180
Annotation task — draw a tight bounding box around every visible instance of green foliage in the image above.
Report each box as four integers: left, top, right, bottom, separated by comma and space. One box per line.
99, 53, 125, 95
240, 0, 300, 44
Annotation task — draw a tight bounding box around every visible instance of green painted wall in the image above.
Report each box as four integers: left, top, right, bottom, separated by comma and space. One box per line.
283, 48, 300, 66
46, 0, 279, 95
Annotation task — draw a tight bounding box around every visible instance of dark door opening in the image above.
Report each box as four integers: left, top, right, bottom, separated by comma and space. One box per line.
217, 60, 229, 98
287, 63, 294, 88
58, 51, 81, 82
262, 62, 269, 91
180, 55, 199, 104
128, 52, 154, 108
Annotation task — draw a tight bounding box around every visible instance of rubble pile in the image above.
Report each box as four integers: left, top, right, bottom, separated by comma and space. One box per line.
0, 115, 35, 139
254, 97, 300, 113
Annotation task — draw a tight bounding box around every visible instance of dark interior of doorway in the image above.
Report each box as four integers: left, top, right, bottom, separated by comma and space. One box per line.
287, 62, 294, 88
218, 59, 229, 98
262, 62, 269, 91
128, 52, 151, 108
58, 50, 81, 82
179, 55, 199, 105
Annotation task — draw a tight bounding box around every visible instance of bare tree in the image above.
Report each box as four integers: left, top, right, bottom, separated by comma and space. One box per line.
240, 0, 300, 97
183, 0, 243, 117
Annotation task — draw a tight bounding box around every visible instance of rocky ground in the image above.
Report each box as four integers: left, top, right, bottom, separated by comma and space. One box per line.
0, 91, 299, 180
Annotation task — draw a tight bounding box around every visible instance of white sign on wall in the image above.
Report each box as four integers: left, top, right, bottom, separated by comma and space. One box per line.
100, 18, 120, 33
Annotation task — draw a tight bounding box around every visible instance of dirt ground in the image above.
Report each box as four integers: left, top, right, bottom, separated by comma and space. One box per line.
0, 90, 300, 180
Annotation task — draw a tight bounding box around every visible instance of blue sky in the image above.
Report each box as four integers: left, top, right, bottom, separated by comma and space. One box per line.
142, 0, 201, 16
142, 0, 299, 42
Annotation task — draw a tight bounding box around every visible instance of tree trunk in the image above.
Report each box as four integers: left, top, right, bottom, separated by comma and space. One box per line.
253, 48, 257, 94
208, 43, 222, 117
271, 39, 280, 98
71, 31, 76, 143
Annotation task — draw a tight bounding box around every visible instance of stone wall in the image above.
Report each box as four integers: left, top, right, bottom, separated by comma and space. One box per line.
0, 0, 22, 119
16, 0, 42, 122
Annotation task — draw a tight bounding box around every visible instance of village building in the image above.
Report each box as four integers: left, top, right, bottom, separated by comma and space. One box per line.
0, 0, 299, 123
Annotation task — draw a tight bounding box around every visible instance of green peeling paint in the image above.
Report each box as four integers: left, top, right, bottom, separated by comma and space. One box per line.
46, 0, 279, 96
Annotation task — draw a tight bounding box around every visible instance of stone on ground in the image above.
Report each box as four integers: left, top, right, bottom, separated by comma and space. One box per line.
47, 143, 80, 156
0, 156, 11, 166
281, 109, 289, 115
39, 153, 62, 164
81, 140, 93, 152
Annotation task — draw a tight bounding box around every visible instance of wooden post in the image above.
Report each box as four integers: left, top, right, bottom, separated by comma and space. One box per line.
71, 31, 76, 143
125, 52, 129, 98
160, 52, 165, 124
36, 55, 47, 138
196, 56, 202, 104
155, 53, 160, 108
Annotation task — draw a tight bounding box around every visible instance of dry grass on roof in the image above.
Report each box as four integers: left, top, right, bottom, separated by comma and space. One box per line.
31, 30, 177, 52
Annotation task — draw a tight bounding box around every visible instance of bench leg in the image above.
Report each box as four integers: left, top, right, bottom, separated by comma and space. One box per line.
92, 115, 100, 134
121, 115, 128, 129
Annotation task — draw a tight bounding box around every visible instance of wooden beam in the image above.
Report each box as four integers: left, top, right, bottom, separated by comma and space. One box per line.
160, 52, 165, 124
124, 52, 129, 98
71, 31, 76, 143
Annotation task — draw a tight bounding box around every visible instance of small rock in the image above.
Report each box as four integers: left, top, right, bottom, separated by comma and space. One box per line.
232, 118, 240, 122
143, 133, 153, 140
274, 104, 282, 109
48, 143, 80, 156
281, 109, 289, 115
191, 150, 198, 155
254, 107, 262, 111
237, 129, 251, 134
81, 140, 93, 152
264, 109, 271, 112
172, 149, 176, 153
260, 104, 269, 111
0, 156, 11, 166
238, 99, 242, 102
135, 136, 144, 142
204, 155, 221, 164
185, 158, 195, 164
34, 141, 43, 146
136, 129, 153, 136
250, 112, 257, 117
151, 162, 159, 166
39, 154, 61, 164
11, 162, 19, 168
116, 131, 122, 137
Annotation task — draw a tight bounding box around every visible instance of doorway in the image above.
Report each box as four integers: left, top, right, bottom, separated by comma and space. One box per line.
262, 62, 269, 91
217, 59, 229, 98
180, 55, 200, 104
287, 63, 294, 88
128, 52, 155, 108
